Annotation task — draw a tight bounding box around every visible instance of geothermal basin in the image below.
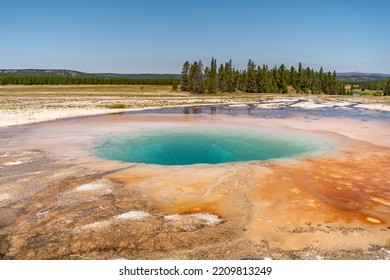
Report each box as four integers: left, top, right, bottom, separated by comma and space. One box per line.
0, 102, 389, 260
94, 127, 334, 165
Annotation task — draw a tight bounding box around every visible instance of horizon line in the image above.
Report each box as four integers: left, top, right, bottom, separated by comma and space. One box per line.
1, 68, 389, 76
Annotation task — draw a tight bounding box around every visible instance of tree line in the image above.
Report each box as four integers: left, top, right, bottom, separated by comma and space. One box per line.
0, 76, 177, 85
348, 80, 387, 92
384, 77, 390, 96
181, 58, 346, 95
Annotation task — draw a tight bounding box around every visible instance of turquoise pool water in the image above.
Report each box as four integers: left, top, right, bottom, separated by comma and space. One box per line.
94, 127, 332, 165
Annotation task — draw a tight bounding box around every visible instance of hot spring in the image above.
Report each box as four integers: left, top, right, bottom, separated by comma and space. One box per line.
94, 127, 334, 165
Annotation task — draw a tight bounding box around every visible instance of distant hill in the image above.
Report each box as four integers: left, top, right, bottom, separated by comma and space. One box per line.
0, 69, 180, 79
337, 72, 390, 82
0, 69, 90, 77
2, 69, 388, 82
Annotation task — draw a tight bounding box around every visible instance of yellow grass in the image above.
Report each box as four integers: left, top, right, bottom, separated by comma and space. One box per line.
0, 84, 174, 94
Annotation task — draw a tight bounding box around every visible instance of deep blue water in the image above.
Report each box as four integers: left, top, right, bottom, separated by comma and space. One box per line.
94, 127, 333, 165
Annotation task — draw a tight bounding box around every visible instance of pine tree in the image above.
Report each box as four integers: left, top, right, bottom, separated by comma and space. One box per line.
207, 57, 217, 93
225, 59, 235, 92
319, 67, 324, 93
278, 64, 286, 92
290, 66, 297, 92
181, 61, 190, 91
233, 69, 240, 90
323, 72, 332, 94
384, 77, 390, 96
265, 70, 274, 93
218, 64, 226, 92
246, 59, 257, 93
256, 66, 265, 93
194, 60, 205, 94
296, 62, 303, 93
239, 70, 247, 92
188, 61, 198, 92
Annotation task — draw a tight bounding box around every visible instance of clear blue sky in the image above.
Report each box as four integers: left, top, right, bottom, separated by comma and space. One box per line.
1, 0, 389, 73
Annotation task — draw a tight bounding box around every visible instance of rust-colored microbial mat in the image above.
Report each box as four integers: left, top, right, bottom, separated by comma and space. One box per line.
0, 113, 389, 259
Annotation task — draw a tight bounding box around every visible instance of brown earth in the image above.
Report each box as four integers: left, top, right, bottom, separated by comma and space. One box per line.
0, 112, 389, 260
